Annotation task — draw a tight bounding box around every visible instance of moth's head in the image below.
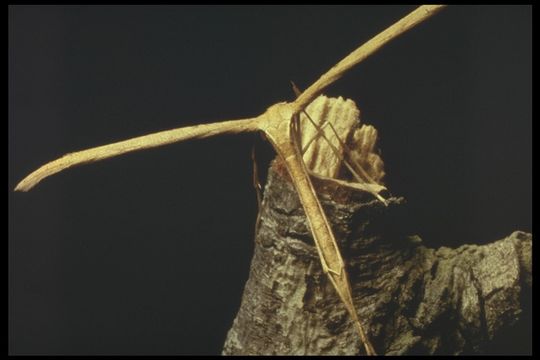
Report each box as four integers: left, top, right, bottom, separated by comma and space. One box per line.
258, 102, 297, 138
264, 101, 297, 121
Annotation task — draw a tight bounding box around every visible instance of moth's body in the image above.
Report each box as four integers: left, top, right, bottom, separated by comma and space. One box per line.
261, 102, 357, 280
261, 102, 374, 353
14, 5, 446, 356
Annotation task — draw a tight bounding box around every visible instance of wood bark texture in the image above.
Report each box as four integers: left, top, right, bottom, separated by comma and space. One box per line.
222, 94, 531, 355
222, 165, 532, 355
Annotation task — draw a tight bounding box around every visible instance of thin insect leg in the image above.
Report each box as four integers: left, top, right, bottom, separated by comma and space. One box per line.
292, 81, 382, 191
326, 274, 376, 356
301, 121, 331, 154
300, 111, 347, 167
302, 110, 386, 203
302, 110, 367, 183
325, 120, 380, 185
290, 81, 333, 156
341, 161, 387, 204
251, 145, 263, 235
322, 123, 387, 205
309, 170, 387, 196
300, 110, 386, 203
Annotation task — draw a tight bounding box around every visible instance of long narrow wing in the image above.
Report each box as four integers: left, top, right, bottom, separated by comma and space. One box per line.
299, 108, 387, 204
14, 117, 261, 192
262, 6, 447, 354
284, 158, 376, 354
269, 124, 376, 355
293, 5, 446, 111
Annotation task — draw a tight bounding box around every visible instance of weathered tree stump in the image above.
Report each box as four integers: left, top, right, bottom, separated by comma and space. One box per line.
222, 160, 532, 355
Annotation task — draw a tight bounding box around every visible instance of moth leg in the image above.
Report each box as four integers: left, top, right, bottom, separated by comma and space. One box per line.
324, 120, 380, 184
324, 265, 344, 277
301, 121, 331, 155
302, 109, 371, 183
315, 248, 344, 276
291, 81, 386, 191
290, 81, 333, 156
251, 145, 264, 235
312, 247, 340, 276
289, 114, 346, 279
309, 170, 388, 204
300, 109, 387, 204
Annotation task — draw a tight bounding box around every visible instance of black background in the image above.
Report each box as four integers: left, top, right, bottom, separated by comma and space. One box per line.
9, 5, 531, 355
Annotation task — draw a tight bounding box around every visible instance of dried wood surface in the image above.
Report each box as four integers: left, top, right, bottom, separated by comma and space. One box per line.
223, 167, 531, 355
222, 98, 532, 355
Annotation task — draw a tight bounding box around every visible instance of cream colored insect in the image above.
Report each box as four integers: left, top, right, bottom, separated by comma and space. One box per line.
14, 5, 446, 355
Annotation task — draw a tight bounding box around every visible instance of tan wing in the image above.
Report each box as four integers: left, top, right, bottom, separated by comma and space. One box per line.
293, 5, 446, 112
262, 102, 376, 355
15, 117, 261, 192
277, 133, 376, 355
